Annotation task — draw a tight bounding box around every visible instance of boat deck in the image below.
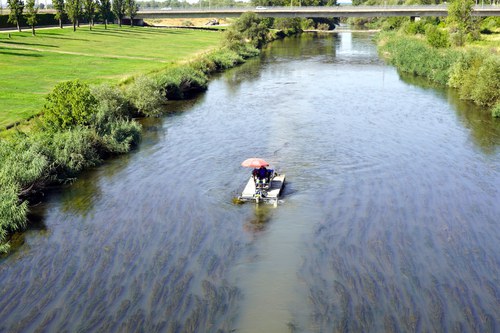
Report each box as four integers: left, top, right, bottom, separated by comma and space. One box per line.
240, 174, 286, 202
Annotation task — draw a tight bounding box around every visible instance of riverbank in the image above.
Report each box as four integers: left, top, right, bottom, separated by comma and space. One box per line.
376, 29, 500, 118
0, 25, 223, 129
0, 14, 289, 253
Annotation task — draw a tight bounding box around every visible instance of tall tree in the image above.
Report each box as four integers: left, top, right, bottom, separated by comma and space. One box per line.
24, 0, 37, 35
53, 0, 65, 28
98, 0, 112, 29
83, 0, 96, 29
125, 0, 138, 27
7, 0, 24, 32
66, 0, 81, 31
112, 0, 126, 27
447, 0, 478, 45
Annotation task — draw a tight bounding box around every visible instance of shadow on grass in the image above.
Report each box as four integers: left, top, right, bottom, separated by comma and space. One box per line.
0, 48, 43, 57
0, 40, 59, 48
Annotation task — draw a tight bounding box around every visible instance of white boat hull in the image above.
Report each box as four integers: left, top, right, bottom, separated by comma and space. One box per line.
239, 174, 286, 203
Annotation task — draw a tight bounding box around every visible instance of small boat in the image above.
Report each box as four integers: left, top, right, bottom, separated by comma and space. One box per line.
238, 158, 286, 204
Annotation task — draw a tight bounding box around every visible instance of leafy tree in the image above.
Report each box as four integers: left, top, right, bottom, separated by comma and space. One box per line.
83, 0, 97, 29
447, 0, 478, 46
7, 0, 24, 32
228, 12, 270, 49
53, 0, 65, 28
41, 80, 98, 131
112, 0, 126, 27
98, 0, 113, 29
125, 0, 138, 27
24, 0, 37, 35
66, 0, 81, 31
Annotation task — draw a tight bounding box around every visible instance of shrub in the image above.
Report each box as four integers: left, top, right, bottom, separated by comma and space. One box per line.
425, 24, 450, 48
0, 182, 28, 253
492, 103, 500, 118
41, 80, 98, 131
100, 119, 142, 154
0, 137, 49, 191
471, 56, 500, 107
125, 75, 165, 117
207, 49, 244, 70
42, 128, 101, 178
317, 23, 330, 31
156, 66, 208, 100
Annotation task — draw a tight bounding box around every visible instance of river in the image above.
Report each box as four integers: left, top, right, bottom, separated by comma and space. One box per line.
1, 32, 499, 333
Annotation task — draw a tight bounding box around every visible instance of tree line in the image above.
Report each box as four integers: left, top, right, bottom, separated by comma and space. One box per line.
7, 0, 139, 35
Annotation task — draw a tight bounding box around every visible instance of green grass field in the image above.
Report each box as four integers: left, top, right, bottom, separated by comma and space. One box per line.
0, 25, 223, 128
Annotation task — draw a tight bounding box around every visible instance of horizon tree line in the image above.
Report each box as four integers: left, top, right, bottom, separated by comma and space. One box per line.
7, 0, 139, 34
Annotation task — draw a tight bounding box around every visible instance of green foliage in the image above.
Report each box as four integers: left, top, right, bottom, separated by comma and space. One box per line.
156, 66, 208, 100
206, 49, 245, 70
479, 17, 500, 34
381, 17, 407, 32
83, 0, 97, 29
0, 182, 28, 252
7, 0, 24, 31
447, 0, 480, 46
402, 20, 426, 35
24, 0, 38, 34
227, 12, 270, 49
53, 0, 65, 28
97, 0, 113, 28
448, 50, 500, 107
425, 24, 449, 48
492, 103, 500, 118
41, 80, 98, 131
273, 18, 303, 35
112, 0, 126, 26
125, 75, 164, 117
66, 0, 82, 31
379, 33, 459, 85
99, 120, 141, 153
125, 0, 138, 26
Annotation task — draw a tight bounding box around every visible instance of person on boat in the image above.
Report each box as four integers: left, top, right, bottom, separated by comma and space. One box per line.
254, 166, 272, 186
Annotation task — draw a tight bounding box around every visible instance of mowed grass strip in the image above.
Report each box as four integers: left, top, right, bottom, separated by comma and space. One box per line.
0, 25, 222, 128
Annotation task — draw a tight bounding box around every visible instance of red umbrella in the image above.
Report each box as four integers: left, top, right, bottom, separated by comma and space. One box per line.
241, 158, 269, 168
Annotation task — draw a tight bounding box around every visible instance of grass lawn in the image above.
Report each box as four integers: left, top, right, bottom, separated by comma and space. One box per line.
0, 24, 223, 129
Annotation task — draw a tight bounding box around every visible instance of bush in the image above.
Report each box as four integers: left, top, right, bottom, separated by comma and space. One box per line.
206, 49, 244, 71
41, 80, 98, 131
425, 24, 450, 48
379, 33, 459, 85
125, 75, 165, 117
156, 66, 208, 100
100, 119, 142, 154
449, 50, 499, 107
0, 182, 28, 253
492, 103, 500, 118
43, 128, 101, 178
91, 85, 131, 124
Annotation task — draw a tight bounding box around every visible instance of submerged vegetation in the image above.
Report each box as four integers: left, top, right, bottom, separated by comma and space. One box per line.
0, 14, 288, 252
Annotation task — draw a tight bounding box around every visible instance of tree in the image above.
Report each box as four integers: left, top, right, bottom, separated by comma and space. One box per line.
112, 0, 126, 27
41, 80, 98, 131
98, 0, 112, 29
66, 0, 81, 31
7, 0, 24, 32
83, 0, 96, 29
53, 0, 65, 28
447, 0, 478, 46
24, 0, 37, 35
125, 0, 138, 27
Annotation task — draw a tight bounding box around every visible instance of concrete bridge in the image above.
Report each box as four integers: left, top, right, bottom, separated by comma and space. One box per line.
135, 5, 500, 19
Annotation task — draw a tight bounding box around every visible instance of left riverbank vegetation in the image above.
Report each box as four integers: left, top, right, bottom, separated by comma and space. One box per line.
0, 12, 295, 253
351, 0, 499, 118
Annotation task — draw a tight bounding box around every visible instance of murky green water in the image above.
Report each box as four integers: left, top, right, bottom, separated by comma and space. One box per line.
1, 32, 499, 333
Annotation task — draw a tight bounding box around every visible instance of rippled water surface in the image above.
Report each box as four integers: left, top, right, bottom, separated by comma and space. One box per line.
1, 32, 500, 333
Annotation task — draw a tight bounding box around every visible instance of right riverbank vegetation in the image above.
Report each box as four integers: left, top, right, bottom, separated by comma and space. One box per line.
0, 12, 313, 252
365, 0, 499, 118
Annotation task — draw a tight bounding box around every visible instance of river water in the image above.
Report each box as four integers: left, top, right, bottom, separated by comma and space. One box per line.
1, 32, 500, 333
